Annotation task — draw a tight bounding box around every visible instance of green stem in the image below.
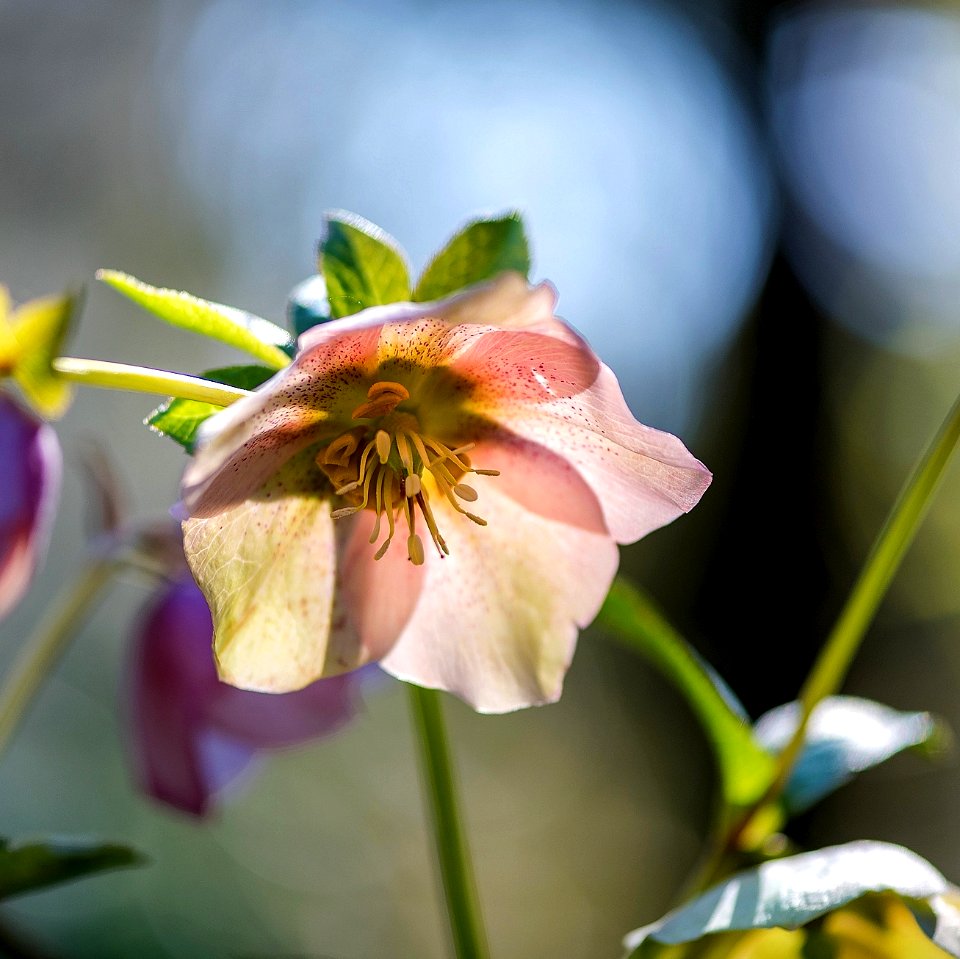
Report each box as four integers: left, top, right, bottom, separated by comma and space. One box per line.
0, 559, 118, 758
53, 357, 250, 406
760, 387, 960, 819
408, 685, 489, 959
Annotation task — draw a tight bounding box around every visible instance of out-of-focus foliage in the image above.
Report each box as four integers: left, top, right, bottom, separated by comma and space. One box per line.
0, 836, 143, 900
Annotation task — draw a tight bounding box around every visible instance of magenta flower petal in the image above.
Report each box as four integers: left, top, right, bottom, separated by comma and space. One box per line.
0, 392, 61, 620
181, 276, 712, 711
128, 574, 358, 815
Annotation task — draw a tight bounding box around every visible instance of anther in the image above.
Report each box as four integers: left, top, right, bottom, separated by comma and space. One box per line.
375, 430, 392, 463
453, 483, 478, 502
322, 433, 358, 466
407, 533, 425, 565
367, 381, 409, 402
405, 473, 422, 497
351, 380, 411, 420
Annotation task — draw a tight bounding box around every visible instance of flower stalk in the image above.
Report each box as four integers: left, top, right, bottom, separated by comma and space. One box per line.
0, 557, 119, 757
774, 387, 960, 796
408, 685, 489, 959
719, 386, 960, 861
52, 357, 250, 407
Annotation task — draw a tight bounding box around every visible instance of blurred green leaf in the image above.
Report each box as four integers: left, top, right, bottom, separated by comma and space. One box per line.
147, 364, 275, 451
754, 696, 949, 815
287, 274, 332, 336
0, 835, 145, 900
624, 842, 951, 958
320, 212, 411, 317
597, 579, 776, 809
413, 212, 530, 302
98, 270, 292, 368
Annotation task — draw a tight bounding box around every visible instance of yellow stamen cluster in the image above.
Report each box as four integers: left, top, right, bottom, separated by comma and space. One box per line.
316, 380, 499, 565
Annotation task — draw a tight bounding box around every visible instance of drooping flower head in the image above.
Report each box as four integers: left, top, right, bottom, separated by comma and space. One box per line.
0, 393, 61, 620
180, 273, 711, 712
128, 570, 358, 816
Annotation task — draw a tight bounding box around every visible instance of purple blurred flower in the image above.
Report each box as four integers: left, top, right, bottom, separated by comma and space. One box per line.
128, 573, 359, 816
0, 392, 61, 620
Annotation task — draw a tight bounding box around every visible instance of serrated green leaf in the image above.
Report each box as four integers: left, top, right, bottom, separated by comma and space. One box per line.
754, 696, 949, 815
413, 212, 531, 302
147, 364, 275, 451
98, 270, 292, 368
320, 212, 411, 318
597, 579, 776, 809
624, 842, 949, 957
0, 835, 145, 900
7, 291, 79, 419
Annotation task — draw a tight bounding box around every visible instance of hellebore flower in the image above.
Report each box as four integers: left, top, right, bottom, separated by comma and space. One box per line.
128, 572, 357, 816
180, 274, 712, 713
0, 392, 61, 620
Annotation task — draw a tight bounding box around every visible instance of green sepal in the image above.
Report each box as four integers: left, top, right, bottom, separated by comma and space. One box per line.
147, 364, 275, 451
98, 270, 293, 368
4, 290, 80, 419
413, 211, 531, 302
319, 212, 412, 318
597, 579, 776, 810
0, 835, 145, 900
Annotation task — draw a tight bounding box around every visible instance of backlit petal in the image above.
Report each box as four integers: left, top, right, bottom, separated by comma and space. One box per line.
448, 325, 600, 403
430, 272, 580, 345
468, 432, 607, 534
184, 450, 350, 691
473, 361, 711, 543
379, 483, 619, 713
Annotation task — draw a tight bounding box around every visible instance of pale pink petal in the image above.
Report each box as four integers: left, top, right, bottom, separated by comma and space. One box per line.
447, 326, 600, 404
468, 433, 607, 534
429, 272, 580, 345
379, 484, 619, 713
336, 508, 427, 663
494, 362, 712, 543
183, 450, 357, 691
452, 343, 710, 544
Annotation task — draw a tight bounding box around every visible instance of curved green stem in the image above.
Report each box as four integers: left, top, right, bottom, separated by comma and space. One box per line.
748, 387, 960, 832
408, 685, 489, 959
52, 357, 250, 406
0, 558, 118, 758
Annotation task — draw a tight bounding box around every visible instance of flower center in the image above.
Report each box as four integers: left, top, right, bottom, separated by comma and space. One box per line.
316, 380, 499, 565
